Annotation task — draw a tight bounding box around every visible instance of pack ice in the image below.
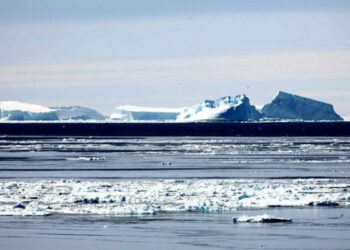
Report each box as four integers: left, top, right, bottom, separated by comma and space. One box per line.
1, 179, 348, 216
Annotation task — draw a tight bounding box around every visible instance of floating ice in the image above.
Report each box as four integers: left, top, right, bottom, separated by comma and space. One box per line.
0, 101, 58, 121
176, 95, 262, 121
50, 105, 105, 120
110, 105, 183, 121
0, 179, 348, 216
262, 91, 343, 121
66, 156, 106, 161
232, 214, 292, 223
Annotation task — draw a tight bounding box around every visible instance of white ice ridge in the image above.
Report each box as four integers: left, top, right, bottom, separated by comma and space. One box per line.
1, 179, 349, 216
232, 214, 292, 223
0, 101, 53, 113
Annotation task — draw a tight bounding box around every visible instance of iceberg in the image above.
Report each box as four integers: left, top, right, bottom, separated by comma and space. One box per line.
110, 105, 182, 121
262, 91, 343, 121
50, 105, 105, 120
176, 95, 262, 121
0, 101, 58, 121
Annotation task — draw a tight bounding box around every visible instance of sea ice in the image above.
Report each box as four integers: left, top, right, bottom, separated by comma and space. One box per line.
0, 179, 348, 216
232, 214, 292, 223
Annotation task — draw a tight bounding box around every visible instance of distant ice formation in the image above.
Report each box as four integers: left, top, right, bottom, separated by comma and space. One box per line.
262, 91, 343, 121
176, 95, 262, 121
1, 91, 345, 122
0, 101, 58, 121
110, 105, 182, 121
51, 105, 105, 120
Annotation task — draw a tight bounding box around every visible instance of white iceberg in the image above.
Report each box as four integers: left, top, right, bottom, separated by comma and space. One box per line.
50, 105, 105, 120
176, 94, 262, 121
110, 105, 183, 121
0, 101, 58, 121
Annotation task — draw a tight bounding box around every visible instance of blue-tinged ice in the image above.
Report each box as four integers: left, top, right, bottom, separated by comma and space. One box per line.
176, 94, 262, 121
262, 91, 343, 121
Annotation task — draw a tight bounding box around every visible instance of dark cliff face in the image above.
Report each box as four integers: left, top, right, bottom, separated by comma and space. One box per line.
262, 91, 343, 121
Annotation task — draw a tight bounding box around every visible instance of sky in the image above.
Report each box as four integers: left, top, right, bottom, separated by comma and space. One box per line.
0, 0, 350, 117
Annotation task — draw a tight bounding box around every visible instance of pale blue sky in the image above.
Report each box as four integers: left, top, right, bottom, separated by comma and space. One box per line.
0, 0, 349, 117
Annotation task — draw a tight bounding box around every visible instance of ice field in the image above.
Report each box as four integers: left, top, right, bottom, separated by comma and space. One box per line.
0, 136, 349, 249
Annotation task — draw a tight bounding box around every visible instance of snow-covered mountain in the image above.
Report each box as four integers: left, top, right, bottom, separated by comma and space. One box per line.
0, 101, 58, 121
176, 95, 262, 121
51, 105, 105, 120
110, 106, 182, 121
262, 91, 343, 121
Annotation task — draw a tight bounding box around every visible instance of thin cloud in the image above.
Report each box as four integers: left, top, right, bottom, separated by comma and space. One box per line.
1, 49, 350, 89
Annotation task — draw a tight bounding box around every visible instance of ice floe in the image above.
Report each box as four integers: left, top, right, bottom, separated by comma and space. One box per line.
66, 156, 106, 161
0, 179, 349, 216
232, 214, 292, 223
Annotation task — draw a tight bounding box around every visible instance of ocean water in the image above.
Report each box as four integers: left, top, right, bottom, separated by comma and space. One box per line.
0, 136, 349, 249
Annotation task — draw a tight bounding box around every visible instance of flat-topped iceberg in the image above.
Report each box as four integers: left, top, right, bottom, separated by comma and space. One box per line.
0, 101, 58, 121
110, 105, 182, 121
51, 105, 105, 120
262, 91, 343, 121
176, 95, 262, 121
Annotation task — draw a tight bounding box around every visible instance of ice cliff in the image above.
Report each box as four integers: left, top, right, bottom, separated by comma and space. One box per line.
0, 101, 58, 121
110, 106, 182, 121
262, 91, 343, 121
176, 95, 262, 121
51, 105, 105, 120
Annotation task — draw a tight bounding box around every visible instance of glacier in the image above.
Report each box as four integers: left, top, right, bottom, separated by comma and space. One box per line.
51, 105, 105, 120
176, 95, 262, 121
110, 105, 182, 121
0, 101, 58, 121
262, 91, 343, 121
